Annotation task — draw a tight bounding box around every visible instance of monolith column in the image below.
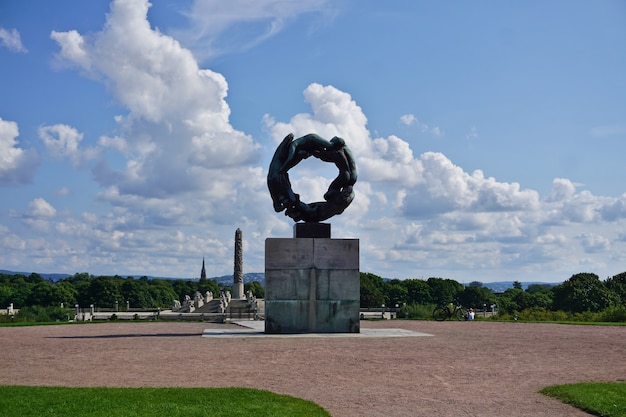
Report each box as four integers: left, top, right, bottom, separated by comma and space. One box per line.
233, 228, 244, 299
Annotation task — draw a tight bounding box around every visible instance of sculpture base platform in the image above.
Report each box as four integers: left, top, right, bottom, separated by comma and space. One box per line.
265, 238, 360, 334
293, 222, 330, 238
232, 282, 244, 300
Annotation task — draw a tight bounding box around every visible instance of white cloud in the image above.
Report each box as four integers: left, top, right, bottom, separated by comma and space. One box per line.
259, 82, 626, 281
171, 0, 331, 60
546, 178, 577, 202
599, 193, 626, 221
0, 117, 39, 185
399, 113, 443, 137
0, 27, 27, 53
400, 153, 540, 217
51, 0, 261, 199
28, 198, 57, 218
4, 1, 625, 283
39, 124, 99, 167
97, 135, 128, 153
22, 198, 57, 233
400, 114, 416, 126
577, 233, 610, 253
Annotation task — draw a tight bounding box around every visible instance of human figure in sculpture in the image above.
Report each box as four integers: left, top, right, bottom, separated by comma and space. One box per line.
267, 132, 357, 223
267, 133, 298, 212
314, 137, 357, 202
278, 133, 343, 174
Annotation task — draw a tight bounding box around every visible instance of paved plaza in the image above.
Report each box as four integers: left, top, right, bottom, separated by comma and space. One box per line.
1, 320, 624, 416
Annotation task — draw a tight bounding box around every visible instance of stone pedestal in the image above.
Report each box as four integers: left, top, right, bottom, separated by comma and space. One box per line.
293, 222, 331, 238
265, 238, 360, 333
232, 282, 244, 300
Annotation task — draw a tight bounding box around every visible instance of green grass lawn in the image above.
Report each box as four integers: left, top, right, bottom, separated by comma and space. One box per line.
0, 386, 331, 417
540, 382, 626, 417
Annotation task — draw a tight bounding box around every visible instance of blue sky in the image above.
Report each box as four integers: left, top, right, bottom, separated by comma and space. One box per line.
1, 0, 625, 283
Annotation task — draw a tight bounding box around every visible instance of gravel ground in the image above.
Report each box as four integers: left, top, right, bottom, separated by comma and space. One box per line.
1, 320, 625, 417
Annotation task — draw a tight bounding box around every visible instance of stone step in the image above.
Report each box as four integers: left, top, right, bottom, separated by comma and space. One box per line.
193, 299, 223, 314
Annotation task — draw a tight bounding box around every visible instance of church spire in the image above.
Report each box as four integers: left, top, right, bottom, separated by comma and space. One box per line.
200, 257, 207, 280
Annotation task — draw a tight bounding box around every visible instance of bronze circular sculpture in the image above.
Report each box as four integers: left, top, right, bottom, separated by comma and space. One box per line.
267, 133, 357, 223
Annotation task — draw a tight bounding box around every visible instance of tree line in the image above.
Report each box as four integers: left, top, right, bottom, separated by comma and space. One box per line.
0, 272, 264, 317
1, 270, 625, 323
360, 271, 626, 321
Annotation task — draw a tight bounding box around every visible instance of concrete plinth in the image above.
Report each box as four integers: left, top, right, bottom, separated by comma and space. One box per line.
232, 282, 244, 299
293, 222, 331, 238
265, 238, 360, 334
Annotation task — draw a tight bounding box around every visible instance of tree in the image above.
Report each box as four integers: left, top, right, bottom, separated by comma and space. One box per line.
458, 286, 495, 310
27, 281, 56, 306
552, 273, 619, 313
172, 279, 199, 302
402, 279, 432, 305
245, 281, 264, 299
426, 277, 463, 306
85, 276, 122, 307
360, 272, 386, 308
525, 284, 554, 309
2, 275, 31, 308
385, 281, 408, 307
147, 279, 179, 308
198, 278, 219, 298
121, 278, 151, 308
605, 272, 626, 306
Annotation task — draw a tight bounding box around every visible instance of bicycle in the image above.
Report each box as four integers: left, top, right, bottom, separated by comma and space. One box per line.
432, 300, 468, 321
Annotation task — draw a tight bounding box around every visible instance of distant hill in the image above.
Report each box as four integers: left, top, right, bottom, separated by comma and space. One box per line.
0, 269, 266, 286
481, 281, 559, 293
1, 269, 555, 291
0, 270, 71, 281
212, 273, 265, 286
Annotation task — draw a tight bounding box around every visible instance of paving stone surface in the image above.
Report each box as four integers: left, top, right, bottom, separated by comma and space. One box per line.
1, 320, 624, 417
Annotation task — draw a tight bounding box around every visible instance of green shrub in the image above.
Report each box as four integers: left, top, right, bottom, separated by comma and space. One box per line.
399, 303, 437, 319
15, 306, 71, 322
597, 306, 626, 322
518, 307, 569, 321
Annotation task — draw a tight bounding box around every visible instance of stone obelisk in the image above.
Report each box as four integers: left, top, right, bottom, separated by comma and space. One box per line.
233, 228, 244, 299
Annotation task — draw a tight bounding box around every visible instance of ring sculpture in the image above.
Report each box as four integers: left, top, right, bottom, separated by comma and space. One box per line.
267, 133, 357, 223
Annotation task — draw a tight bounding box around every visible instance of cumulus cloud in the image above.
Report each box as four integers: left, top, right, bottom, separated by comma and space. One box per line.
395, 152, 540, 217
21, 198, 57, 233
28, 198, 57, 218
4, 0, 624, 282
598, 193, 626, 221
0, 27, 27, 53
264, 83, 541, 225
39, 124, 99, 168
577, 233, 610, 253
51, 0, 261, 199
400, 114, 416, 126
0, 117, 39, 185
259, 81, 626, 281
546, 178, 577, 202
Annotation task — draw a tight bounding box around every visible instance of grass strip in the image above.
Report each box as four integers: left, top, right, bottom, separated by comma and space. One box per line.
540, 381, 626, 417
0, 386, 330, 417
